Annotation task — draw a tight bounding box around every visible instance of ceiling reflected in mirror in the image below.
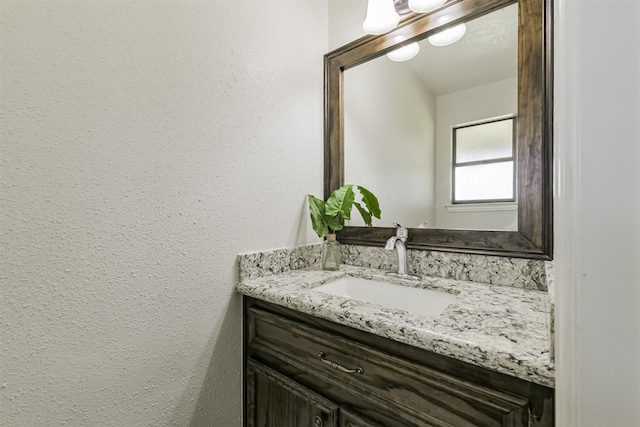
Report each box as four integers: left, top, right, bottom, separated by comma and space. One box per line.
405, 4, 517, 95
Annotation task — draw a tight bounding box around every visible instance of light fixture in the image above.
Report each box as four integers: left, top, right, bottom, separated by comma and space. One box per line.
428, 23, 467, 46
363, 0, 400, 35
386, 42, 420, 62
408, 0, 447, 13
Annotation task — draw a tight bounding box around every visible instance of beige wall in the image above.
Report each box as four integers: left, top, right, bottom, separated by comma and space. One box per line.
0, 1, 326, 425
344, 58, 437, 228
328, 0, 367, 50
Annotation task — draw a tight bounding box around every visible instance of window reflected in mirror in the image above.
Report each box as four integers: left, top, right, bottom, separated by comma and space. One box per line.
452, 116, 516, 204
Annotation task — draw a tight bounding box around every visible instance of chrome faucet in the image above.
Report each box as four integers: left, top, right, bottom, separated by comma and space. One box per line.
385, 223, 420, 280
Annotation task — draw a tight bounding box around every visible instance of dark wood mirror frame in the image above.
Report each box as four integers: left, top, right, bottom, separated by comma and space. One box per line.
324, 0, 553, 259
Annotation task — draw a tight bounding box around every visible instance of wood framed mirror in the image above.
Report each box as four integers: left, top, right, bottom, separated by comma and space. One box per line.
324, 0, 552, 259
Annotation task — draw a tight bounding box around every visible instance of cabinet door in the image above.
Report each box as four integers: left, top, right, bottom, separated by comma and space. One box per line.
339, 408, 386, 427
247, 359, 339, 427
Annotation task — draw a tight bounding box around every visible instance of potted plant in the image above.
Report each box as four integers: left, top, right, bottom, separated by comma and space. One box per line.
308, 184, 381, 270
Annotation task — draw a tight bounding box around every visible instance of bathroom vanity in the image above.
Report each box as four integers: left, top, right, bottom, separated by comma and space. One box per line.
239, 0, 555, 422
238, 264, 554, 427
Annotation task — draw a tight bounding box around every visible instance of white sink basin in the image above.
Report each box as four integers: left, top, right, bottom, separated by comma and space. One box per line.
313, 276, 456, 317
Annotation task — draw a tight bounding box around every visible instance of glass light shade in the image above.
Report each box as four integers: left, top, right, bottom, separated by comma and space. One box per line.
386, 42, 420, 62
363, 0, 400, 35
428, 23, 467, 46
408, 0, 447, 13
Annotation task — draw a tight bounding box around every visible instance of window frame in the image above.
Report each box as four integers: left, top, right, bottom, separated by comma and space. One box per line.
451, 116, 517, 205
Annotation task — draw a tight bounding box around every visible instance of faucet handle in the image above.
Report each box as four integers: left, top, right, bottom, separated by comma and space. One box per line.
384, 236, 397, 251
393, 223, 408, 239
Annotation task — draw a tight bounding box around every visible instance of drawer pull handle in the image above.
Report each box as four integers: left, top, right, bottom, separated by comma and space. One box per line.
318, 352, 364, 374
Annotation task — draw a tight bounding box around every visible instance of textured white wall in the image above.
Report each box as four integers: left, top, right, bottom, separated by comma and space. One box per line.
554, 0, 640, 425
0, 1, 326, 425
328, 0, 367, 51
434, 77, 517, 230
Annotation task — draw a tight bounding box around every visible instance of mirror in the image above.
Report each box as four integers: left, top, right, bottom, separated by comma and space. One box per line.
344, 4, 518, 231
324, 0, 553, 259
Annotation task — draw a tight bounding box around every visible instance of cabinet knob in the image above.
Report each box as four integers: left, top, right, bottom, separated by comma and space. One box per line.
314, 415, 323, 427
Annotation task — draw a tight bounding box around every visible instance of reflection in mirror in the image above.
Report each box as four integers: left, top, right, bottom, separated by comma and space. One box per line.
344, 3, 518, 231
452, 117, 516, 204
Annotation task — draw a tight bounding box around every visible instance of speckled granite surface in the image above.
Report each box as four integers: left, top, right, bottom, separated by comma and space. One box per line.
238, 243, 548, 290
545, 261, 555, 362
342, 245, 548, 291
237, 265, 554, 387
237, 244, 322, 281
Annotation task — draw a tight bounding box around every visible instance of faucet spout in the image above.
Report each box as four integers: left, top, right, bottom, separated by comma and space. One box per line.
393, 238, 409, 276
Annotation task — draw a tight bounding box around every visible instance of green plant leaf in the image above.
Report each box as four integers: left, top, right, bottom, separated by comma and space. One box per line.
325, 185, 355, 220
307, 195, 328, 238
308, 184, 380, 236
354, 202, 372, 227
356, 185, 381, 219
325, 215, 343, 233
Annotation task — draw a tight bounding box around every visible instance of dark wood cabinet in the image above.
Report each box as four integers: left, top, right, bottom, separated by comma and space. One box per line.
338, 408, 386, 427
243, 297, 554, 427
247, 360, 338, 427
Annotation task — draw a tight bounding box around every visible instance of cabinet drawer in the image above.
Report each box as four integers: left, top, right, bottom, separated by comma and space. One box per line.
247, 306, 530, 427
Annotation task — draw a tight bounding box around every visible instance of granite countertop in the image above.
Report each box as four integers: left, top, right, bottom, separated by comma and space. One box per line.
236, 265, 554, 388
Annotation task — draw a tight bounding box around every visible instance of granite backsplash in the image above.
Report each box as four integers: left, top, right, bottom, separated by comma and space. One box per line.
238, 243, 550, 292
